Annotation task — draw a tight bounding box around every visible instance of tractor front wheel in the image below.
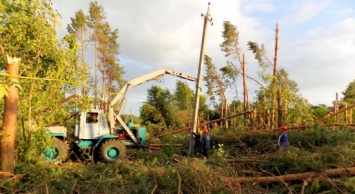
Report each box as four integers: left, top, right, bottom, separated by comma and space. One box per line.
99, 139, 126, 163
43, 138, 68, 162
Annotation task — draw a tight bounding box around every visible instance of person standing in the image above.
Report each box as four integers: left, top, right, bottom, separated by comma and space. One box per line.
192, 130, 201, 155
278, 125, 289, 150
201, 126, 211, 158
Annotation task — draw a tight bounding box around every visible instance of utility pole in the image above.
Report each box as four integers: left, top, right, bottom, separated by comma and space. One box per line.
188, 2, 213, 156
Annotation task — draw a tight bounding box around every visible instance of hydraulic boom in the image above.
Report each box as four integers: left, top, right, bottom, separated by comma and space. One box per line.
109, 68, 196, 145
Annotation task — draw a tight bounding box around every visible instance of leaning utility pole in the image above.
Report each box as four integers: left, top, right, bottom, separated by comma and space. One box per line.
188, 2, 213, 156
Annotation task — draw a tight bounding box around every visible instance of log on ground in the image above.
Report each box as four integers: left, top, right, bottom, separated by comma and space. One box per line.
223, 167, 355, 184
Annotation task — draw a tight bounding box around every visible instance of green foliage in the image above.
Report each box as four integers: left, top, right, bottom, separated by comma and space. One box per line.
342, 79, 355, 104
220, 21, 240, 58
310, 104, 329, 120
211, 143, 229, 160
220, 62, 239, 90
203, 55, 229, 109
67, 9, 88, 35
291, 127, 355, 149
253, 66, 312, 128
121, 114, 141, 124
16, 129, 53, 165
141, 83, 210, 134
247, 41, 266, 67
0, 0, 89, 132
174, 81, 194, 112
0, 79, 9, 98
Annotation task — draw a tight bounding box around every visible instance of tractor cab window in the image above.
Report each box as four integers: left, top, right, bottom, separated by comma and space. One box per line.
100, 114, 108, 128
86, 113, 98, 123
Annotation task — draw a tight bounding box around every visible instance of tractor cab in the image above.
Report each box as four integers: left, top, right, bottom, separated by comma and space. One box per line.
74, 108, 110, 140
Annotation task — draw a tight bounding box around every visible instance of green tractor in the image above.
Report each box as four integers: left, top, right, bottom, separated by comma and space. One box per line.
44, 68, 196, 163
44, 108, 146, 163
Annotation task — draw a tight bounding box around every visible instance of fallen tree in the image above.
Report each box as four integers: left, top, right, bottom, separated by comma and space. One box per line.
287, 123, 355, 130
154, 110, 252, 138
223, 167, 355, 184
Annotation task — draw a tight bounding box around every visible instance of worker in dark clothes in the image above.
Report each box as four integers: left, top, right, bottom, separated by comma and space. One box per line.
200, 126, 211, 158
278, 125, 289, 150
192, 130, 201, 155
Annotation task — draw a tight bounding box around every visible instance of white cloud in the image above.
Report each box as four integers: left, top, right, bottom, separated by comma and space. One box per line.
241, 0, 275, 13
280, 0, 331, 27
281, 18, 355, 106
337, 8, 354, 15
51, 0, 355, 114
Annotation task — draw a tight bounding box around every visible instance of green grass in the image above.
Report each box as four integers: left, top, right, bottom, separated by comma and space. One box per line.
1, 127, 355, 193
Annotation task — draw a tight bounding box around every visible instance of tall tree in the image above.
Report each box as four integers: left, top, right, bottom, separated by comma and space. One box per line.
220, 21, 252, 126
97, 22, 110, 102
67, 9, 90, 95
105, 28, 125, 106
204, 55, 229, 128
88, 1, 106, 106
97, 23, 124, 107
87, 1, 124, 108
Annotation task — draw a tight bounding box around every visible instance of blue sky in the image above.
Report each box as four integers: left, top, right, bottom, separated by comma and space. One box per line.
52, 0, 355, 115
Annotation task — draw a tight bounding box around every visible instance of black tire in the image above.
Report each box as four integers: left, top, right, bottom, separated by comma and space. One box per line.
100, 139, 126, 163
43, 138, 68, 162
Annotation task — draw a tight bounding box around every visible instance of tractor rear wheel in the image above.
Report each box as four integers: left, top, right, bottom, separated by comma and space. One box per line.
99, 139, 126, 163
43, 138, 68, 162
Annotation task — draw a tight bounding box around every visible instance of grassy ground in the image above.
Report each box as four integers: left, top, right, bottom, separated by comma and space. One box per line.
1, 127, 355, 193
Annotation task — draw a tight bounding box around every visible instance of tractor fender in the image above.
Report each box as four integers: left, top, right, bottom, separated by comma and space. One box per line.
49, 133, 66, 140
94, 135, 118, 148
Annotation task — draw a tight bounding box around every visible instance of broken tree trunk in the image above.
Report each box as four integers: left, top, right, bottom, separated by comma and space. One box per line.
277, 88, 282, 127
223, 167, 355, 184
1, 56, 20, 175
350, 106, 353, 123
242, 54, 248, 126
270, 22, 279, 130
335, 92, 339, 123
